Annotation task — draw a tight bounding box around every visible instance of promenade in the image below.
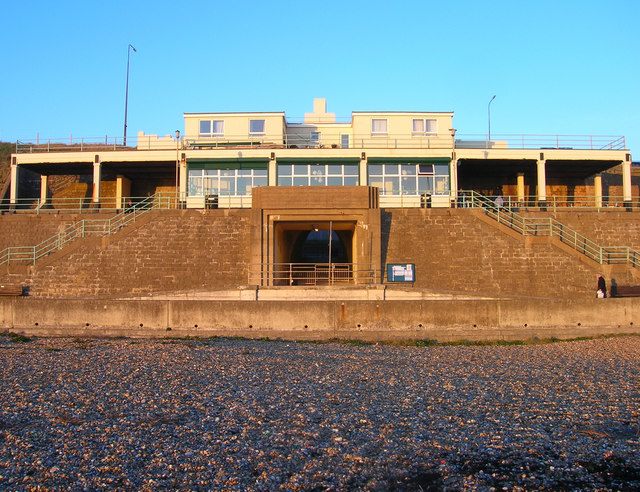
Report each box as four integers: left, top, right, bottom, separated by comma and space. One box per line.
1, 335, 639, 490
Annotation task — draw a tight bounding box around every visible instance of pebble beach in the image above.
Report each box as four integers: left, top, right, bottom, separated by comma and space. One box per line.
1, 334, 639, 491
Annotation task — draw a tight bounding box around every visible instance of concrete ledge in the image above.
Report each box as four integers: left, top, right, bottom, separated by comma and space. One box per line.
2, 297, 639, 342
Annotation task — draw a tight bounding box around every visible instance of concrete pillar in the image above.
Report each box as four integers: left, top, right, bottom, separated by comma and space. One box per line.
179, 155, 187, 202
449, 155, 458, 206
622, 156, 632, 206
116, 175, 132, 210
536, 159, 547, 204
359, 153, 367, 186
594, 173, 603, 208
268, 155, 277, 186
516, 173, 525, 203
9, 162, 18, 205
40, 174, 48, 206
92, 158, 101, 204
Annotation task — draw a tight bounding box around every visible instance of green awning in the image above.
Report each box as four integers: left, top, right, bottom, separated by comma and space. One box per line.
276, 157, 361, 164
366, 157, 451, 164
187, 158, 269, 170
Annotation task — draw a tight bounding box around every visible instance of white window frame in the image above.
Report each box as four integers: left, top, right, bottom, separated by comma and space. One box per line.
211, 120, 224, 137
371, 118, 388, 137
412, 118, 437, 136
249, 119, 266, 136
199, 119, 225, 137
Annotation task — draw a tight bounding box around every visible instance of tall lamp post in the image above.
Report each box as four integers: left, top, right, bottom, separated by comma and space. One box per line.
487, 94, 496, 145
175, 130, 180, 208
123, 44, 137, 147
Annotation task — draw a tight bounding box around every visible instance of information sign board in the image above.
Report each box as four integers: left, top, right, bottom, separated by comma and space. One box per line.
386, 263, 415, 282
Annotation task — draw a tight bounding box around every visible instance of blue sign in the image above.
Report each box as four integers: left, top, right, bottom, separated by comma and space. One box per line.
387, 263, 415, 282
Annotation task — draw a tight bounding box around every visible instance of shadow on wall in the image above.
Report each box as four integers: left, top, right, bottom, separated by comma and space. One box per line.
380, 210, 392, 274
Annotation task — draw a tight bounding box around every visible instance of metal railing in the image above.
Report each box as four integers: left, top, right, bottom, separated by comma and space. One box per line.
455, 134, 626, 150
250, 263, 380, 286
0, 193, 183, 215
14, 133, 626, 153
15, 136, 134, 153
459, 194, 639, 211
0, 194, 173, 267
462, 191, 640, 269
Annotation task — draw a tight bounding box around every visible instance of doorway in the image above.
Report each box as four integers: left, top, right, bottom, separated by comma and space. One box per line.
274, 221, 355, 285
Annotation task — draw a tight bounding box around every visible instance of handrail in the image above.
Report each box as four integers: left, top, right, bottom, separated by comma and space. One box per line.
13, 132, 626, 152
249, 263, 380, 286
461, 191, 640, 269
471, 194, 638, 211
455, 134, 626, 150
0, 193, 172, 267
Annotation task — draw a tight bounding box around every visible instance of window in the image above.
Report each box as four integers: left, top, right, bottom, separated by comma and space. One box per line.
341, 134, 350, 149
368, 162, 449, 196
199, 120, 211, 136
212, 120, 224, 136
277, 163, 359, 187
249, 119, 265, 136
188, 168, 267, 197
310, 131, 321, 147
371, 119, 388, 136
412, 118, 437, 136
199, 119, 224, 137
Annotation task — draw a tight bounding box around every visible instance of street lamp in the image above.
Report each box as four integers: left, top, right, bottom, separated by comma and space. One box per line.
123, 44, 137, 147
488, 94, 496, 144
175, 130, 180, 207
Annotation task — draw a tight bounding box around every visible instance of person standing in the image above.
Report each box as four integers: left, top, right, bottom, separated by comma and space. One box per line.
597, 274, 607, 298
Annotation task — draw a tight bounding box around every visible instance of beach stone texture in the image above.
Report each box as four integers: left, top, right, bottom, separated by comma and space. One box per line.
0, 335, 638, 490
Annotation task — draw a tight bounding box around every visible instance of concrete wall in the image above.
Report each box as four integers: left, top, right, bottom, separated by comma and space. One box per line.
28, 210, 252, 298
2, 297, 638, 342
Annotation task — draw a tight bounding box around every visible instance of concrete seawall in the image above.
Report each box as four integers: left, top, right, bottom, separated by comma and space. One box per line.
2, 297, 639, 342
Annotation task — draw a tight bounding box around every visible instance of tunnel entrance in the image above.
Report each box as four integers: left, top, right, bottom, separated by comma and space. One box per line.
274, 221, 355, 285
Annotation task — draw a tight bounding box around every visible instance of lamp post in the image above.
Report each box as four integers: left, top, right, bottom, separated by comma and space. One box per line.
487, 94, 496, 145
123, 44, 137, 147
175, 130, 180, 208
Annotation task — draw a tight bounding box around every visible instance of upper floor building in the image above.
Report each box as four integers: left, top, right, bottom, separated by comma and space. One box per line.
181, 99, 454, 151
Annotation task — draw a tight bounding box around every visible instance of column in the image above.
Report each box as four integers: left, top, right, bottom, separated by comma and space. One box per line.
116, 175, 132, 210
92, 158, 101, 205
536, 158, 547, 204
268, 154, 277, 186
449, 154, 458, 207
594, 173, 603, 208
359, 152, 367, 187
9, 162, 18, 205
40, 174, 48, 207
516, 173, 525, 203
622, 156, 632, 207
179, 154, 187, 203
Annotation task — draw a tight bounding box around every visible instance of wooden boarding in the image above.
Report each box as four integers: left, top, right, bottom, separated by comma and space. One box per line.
613, 286, 640, 298
0, 285, 24, 297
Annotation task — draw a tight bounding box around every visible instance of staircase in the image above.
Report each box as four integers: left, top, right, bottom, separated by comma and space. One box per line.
28, 209, 252, 298
0, 194, 169, 267
464, 191, 640, 272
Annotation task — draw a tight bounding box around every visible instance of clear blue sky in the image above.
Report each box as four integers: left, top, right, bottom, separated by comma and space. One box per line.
1, 0, 639, 153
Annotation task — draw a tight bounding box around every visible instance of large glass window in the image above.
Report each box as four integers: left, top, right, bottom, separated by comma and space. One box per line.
278, 163, 359, 186
188, 168, 267, 196
249, 119, 265, 136
368, 162, 449, 196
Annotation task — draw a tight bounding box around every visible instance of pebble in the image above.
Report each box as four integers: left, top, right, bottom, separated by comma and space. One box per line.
0, 335, 639, 490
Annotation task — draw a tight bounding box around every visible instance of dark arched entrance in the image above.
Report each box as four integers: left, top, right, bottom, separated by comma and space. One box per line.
274, 221, 355, 285
290, 229, 349, 264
